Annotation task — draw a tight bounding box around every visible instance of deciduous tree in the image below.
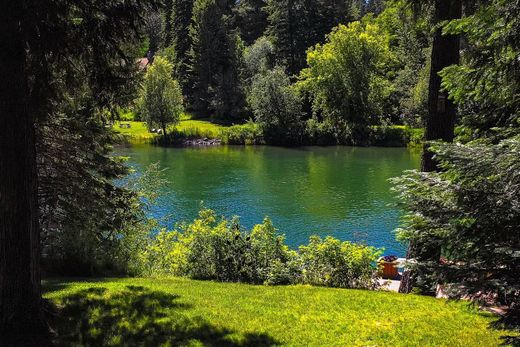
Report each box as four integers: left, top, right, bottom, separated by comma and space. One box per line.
139, 56, 184, 135
299, 21, 393, 144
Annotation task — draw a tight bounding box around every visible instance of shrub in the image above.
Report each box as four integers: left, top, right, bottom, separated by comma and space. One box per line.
220, 122, 264, 145
248, 67, 303, 145
304, 119, 348, 145
151, 127, 219, 146
137, 208, 381, 289
369, 125, 409, 147
265, 255, 302, 285
299, 236, 381, 289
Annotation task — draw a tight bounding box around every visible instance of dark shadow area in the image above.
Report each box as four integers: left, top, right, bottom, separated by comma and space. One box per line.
43, 278, 115, 291
492, 310, 520, 347
49, 285, 279, 346
42, 280, 71, 294
43, 278, 130, 294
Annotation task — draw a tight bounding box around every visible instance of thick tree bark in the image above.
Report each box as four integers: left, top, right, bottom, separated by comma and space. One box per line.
421, 0, 462, 172
0, 3, 47, 343
400, 0, 462, 294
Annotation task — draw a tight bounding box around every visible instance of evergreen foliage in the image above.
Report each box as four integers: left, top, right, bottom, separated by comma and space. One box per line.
145, 11, 163, 55
392, 138, 520, 340
188, 0, 246, 119
440, 0, 520, 141
170, 0, 195, 93
32, 1, 162, 277
233, 0, 269, 45
265, 0, 320, 75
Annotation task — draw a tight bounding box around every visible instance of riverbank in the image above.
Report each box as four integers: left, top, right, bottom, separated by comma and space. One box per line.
44, 277, 507, 346
112, 120, 423, 148
112, 118, 226, 145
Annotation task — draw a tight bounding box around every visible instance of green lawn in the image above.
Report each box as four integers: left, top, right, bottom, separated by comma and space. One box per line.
43, 277, 510, 346
113, 121, 156, 142
175, 118, 226, 138
112, 115, 226, 143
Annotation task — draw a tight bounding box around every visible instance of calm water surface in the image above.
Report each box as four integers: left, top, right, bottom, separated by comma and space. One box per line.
119, 145, 420, 256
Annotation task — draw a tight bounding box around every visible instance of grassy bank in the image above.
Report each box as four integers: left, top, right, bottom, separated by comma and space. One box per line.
43, 277, 509, 346
112, 116, 226, 144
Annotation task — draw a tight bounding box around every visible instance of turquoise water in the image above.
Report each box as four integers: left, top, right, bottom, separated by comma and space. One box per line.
119, 145, 420, 256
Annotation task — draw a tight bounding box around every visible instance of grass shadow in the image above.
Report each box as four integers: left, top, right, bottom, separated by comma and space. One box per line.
50, 285, 279, 346
43, 278, 123, 294
42, 280, 71, 294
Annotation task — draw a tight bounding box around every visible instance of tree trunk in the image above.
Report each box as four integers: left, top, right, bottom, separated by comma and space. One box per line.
399, 0, 462, 294
0, 5, 47, 343
422, 0, 462, 172
162, 122, 167, 137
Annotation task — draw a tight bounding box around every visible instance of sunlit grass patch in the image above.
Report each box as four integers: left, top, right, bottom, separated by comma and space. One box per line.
44, 277, 511, 346
176, 119, 226, 139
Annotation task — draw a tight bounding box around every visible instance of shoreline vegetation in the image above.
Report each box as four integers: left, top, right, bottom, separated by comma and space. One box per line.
112, 116, 424, 148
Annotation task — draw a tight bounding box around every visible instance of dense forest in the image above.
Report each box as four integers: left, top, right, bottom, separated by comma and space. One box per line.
1, 0, 519, 345
139, 0, 431, 146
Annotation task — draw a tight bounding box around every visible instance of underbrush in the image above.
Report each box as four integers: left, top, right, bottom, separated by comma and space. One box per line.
220, 122, 264, 145
219, 120, 422, 147
153, 127, 220, 146
370, 125, 424, 147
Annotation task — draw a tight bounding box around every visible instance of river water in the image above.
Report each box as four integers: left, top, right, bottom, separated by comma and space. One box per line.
119, 145, 420, 256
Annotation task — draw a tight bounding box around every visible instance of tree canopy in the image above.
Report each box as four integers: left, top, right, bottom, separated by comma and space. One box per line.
139, 56, 184, 134
298, 20, 393, 144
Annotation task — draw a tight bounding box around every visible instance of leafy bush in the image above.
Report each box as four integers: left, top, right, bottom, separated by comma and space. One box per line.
118, 109, 136, 121
220, 122, 264, 145
137, 208, 381, 289
369, 125, 423, 147
304, 120, 422, 147
152, 127, 219, 146
299, 236, 381, 289
248, 67, 303, 145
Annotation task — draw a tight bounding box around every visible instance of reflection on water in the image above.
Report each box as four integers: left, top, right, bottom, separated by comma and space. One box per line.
118, 145, 420, 256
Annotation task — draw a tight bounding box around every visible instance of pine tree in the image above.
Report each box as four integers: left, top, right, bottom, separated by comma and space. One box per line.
317, 0, 360, 41
164, 0, 174, 46
0, 0, 156, 341
233, 0, 269, 45
266, 0, 317, 76
266, 0, 362, 76
188, 0, 245, 118
171, 0, 195, 94
399, 0, 462, 294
